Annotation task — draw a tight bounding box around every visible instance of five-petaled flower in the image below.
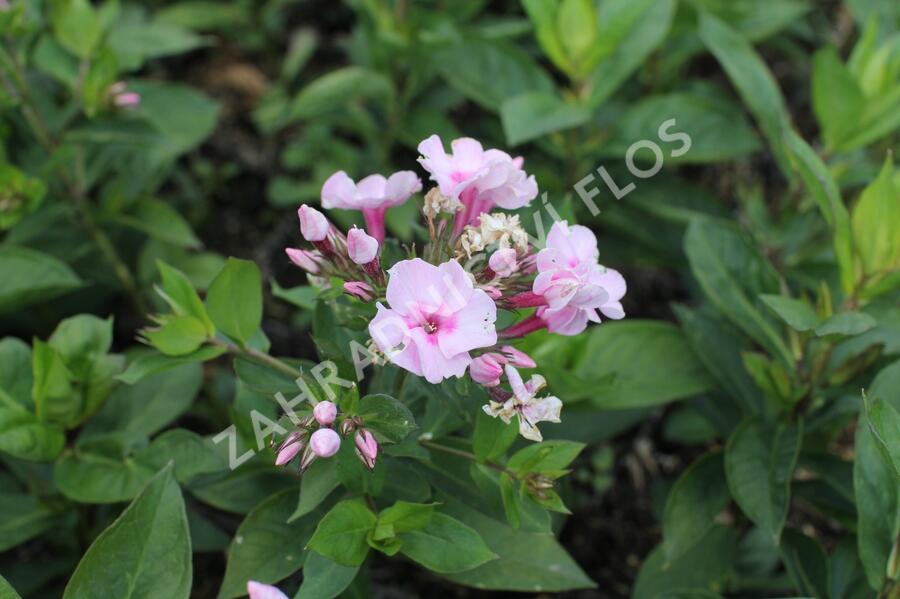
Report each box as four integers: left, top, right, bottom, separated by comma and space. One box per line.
483, 365, 562, 442
321, 170, 422, 243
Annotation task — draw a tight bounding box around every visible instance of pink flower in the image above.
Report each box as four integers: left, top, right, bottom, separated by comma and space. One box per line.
489, 248, 517, 277
114, 92, 141, 107
313, 401, 337, 426
500, 345, 536, 368
274, 432, 303, 466
470, 353, 504, 386
298, 204, 329, 242
533, 221, 626, 336
247, 581, 288, 599
483, 366, 562, 442
309, 428, 341, 457
321, 170, 422, 243
347, 227, 379, 265
344, 281, 375, 302
417, 135, 537, 234
355, 429, 378, 469
285, 248, 321, 273
368, 258, 497, 384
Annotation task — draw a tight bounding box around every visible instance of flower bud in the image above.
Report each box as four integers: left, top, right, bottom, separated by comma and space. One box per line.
309, 428, 341, 458
299, 444, 317, 471
500, 345, 536, 369
298, 204, 329, 242
347, 227, 379, 265
114, 92, 141, 107
343, 281, 375, 302
507, 291, 548, 308
354, 429, 378, 470
489, 248, 518, 277
470, 353, 505, 386
340, 418, 357, 436
285, 248, 321, 274
247, 581, 289, 599
274, 432, 304, 466
313, 400, 337, 426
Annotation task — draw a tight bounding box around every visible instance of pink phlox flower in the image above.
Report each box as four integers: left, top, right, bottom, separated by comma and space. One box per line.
321, 170, 422, 243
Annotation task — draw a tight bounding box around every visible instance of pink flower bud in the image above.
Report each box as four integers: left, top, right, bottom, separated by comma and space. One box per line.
274, 432, 304, 466
114, 92, 141, 107
285, 248, 321, 273
470, 353, 505, 386
489, 248, 518, 277
309, 428, 341, 458
500, 345, 536, 369
481, 285, 502, 300
347, 227, 378, 265
354, 429, 378, 469
343, 281, 375, 302
313, 400, 337, 426
507, 291, 548, 308
298, 204, 329, 242
247, 581, 289, 599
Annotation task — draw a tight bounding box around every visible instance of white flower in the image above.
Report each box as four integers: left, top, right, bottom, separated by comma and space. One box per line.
423, 187, 463, 218
458, 212, 529, 257
482, 365, 562, 442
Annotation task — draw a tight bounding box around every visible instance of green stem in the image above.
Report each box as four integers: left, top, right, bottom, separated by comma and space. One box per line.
419, 439, 518, 478
211, 338, 303, 379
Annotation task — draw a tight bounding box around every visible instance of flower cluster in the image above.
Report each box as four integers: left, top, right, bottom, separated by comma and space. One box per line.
273, 400, 378, 472
283, 134, 627, 448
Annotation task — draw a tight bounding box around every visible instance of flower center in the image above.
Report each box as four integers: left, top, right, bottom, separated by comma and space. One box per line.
424, 320, 438, 334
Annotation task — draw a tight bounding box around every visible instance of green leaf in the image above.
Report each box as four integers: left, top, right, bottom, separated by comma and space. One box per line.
219, 489, 320, 599
663, 452, 731, 564
684, 219, 793, 367
441, 500, 595, 591
51, 0, 103, 59
307, 498, 376, 567
759, 295, 819, 332
143, 315, 209, 356
63, 464, 192, 599
117, 199, 202, 249
290, 66, 392, 121
206, 258, 263, 345
783, 131, 855, 293
862, 393, 900, 477
117, 345, 225, 384
156, 262, 215, 335
433, 39, 554, 111
600, 90, 761, 164
499, 91, 590, 146
0, 163, 47, 230
725, 418, 803, 543
130, 80, 220, 160
289, 457, 341, 522
0, 245, 82, 313
574, 320, 716, 408
356, 394, 416, 443
780, 529, 830, 599
377, 501, 436, 534
522, 0, 571, 75
398, 512, 496, 574
698, 12, 792, 178
0, 408, 65, 461
0, 491, 64, 551
0, 338, 33, 409
815, 312, 877, 337
852, 155, 900, 278
473, 409, 518, 462
107, 19, 205, 71
812, 47, 866, 151
48, 314, 113, 363
31, 339, 75, 425
507, 440, 584, 474
294, 551, 358, 599
557, 0, 598, 76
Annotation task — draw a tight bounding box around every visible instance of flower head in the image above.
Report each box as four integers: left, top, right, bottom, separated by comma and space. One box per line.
313, 401, 337, 426
309, 428, 341, 457
483, 365, 562, 442
418, 135, 537, 233
298, 204, 329, 242
321, 170, 422, 243
533, 221, 626, 336
368, 258, 497, 384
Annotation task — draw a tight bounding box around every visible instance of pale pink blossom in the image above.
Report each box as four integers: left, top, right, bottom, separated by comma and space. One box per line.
347, 227, 379, 265
285, 248, 321, 273
470, 353, 504, 386
247, 581, 288, 599
114, 92, 141, 107
321, 170, 422, 243
368, 258, 497, 384
344, 281, 375, 302
355, 429, 378, 469
309, 428, 341, 457
500, 345, 536, 368
313, 401, 337, 426
483, 366, 562, 442
417, 135, 537, 234
489, 248, 517, 277
298, 204, 329, 242
533, 221, 626, 336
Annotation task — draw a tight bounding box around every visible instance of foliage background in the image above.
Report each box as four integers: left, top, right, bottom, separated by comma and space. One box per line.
1, 0, 899, 598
